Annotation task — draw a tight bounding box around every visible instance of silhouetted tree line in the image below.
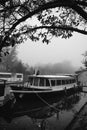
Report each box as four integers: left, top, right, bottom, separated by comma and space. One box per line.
0, 46, 35, 77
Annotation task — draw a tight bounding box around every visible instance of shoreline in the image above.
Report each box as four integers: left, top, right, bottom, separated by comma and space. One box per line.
65, 101, 87, 130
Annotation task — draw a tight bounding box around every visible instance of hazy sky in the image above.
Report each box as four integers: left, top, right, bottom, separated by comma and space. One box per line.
17, 32, 87, 68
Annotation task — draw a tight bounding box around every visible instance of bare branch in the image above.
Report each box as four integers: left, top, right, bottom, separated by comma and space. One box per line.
75, 0, 87, 6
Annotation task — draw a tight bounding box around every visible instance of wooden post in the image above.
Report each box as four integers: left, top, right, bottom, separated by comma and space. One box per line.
0, 80, 6, 96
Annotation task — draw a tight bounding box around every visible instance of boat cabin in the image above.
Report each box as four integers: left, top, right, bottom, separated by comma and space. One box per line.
28, 75, 76, 87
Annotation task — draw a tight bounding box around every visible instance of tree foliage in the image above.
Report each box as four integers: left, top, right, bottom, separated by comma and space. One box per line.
0, 46, 34, 74
0, 46, 22, 71
0, 0, 87, 54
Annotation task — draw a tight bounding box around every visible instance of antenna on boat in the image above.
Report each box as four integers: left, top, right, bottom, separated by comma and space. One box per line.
36, 70, 40, 75
34, 68, 40, 75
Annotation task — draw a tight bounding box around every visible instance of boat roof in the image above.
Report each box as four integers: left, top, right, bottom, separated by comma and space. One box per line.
28, 74, 75, 79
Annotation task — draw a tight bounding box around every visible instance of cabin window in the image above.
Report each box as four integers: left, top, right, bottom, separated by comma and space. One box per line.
33, 78, 38, 86
71, 80, 72, 83
46, 79, 50, 86
68, 80, 70, 84
62, 80, 66, 85
57, 80, 61, 85
17, 75, 22, 78
69, 79, 74, 83
72, 79, 75, 83
72, 79, 74, 83
66, 80, 69, 84
71, 79, 75, 83
39, 78, 44, 86
29, 78, 33, 85
0, 74, 11, 78
51, 80, 55, 86
70, 80, 72, 83
65, 80, 68, 84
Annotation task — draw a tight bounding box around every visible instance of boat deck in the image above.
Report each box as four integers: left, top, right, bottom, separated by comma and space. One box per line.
10, 84, 76, 94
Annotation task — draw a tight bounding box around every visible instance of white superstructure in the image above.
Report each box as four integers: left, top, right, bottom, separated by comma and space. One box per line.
0, 72, 23, 82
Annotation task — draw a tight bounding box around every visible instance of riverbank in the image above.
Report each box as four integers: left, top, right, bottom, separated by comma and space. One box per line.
65, 101, 87, 130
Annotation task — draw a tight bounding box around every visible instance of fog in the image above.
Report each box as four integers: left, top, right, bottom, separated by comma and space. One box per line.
35, 61, 77, 75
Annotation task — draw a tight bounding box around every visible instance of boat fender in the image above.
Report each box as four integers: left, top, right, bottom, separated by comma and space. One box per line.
64, 87, 67, 94
74, 84, 76, 91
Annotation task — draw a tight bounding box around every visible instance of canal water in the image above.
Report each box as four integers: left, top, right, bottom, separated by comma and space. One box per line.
0, 91, 87, 130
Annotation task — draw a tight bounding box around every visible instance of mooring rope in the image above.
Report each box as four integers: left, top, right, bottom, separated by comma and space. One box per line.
32, 88, 59, 112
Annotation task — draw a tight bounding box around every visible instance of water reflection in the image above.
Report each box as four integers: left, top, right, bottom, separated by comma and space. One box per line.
0, 92, 87, 130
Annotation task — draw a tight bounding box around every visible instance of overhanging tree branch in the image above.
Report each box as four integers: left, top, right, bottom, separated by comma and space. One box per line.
20, 25, 87, 35
10, 0, 87, 34
0, 0, 87, 53
75, 0, 87, 6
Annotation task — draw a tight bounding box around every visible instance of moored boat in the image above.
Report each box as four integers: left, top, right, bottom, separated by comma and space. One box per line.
10, 74, 80, 102
0, 79, 14, 110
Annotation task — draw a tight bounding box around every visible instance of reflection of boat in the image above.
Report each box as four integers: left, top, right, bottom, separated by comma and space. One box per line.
10, 74, 80, 102
1, 93, 80, 116
0, 91, 82, 130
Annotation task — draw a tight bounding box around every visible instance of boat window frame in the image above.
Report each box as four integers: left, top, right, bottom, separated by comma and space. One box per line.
50, 80, 56, 86
57, 80, 61, 85
39, 77, 45, 86
28, 75, 76, 87
45, 78, 50, 86
33, 77, 39, 86
28, 77, 33, 85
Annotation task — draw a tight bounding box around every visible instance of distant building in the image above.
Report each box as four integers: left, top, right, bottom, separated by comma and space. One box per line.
76, 69, 87, 86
